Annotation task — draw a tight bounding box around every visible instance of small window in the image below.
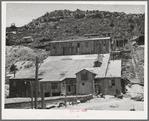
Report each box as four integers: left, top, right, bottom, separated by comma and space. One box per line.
81, 72, 88, 80
103, 41, 106, 46
112, 79, 115, 86
68, 86, 71, 92
78, 43, 80, 47
53, 44, 56, 49
82, 83, 85, 86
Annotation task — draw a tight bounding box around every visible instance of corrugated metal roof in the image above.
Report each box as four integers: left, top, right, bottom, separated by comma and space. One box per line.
12, 54, 110, 81
106, 60, 121, 77
50, 37, 110, 43
11, 54, 122, 81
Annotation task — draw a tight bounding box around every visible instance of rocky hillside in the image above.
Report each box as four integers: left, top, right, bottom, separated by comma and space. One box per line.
6, 46, 49, 73
6, 9, 145, 45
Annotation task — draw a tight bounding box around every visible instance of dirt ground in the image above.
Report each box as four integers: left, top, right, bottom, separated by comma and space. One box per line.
49, 96, 143, 111
47, 84, 144, 111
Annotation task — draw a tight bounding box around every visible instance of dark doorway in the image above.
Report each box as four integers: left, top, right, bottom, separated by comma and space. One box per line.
44, 92, 50, 97
98, 86, 101, 94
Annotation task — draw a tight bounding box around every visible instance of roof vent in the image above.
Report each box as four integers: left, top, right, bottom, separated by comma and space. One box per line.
94, 61, 102, 67
93, 54, 103, 67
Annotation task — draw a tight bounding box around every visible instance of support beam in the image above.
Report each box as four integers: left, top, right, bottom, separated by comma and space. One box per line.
35, 56, 39, 109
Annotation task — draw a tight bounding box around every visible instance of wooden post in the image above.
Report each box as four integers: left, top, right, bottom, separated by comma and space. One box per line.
35, 56, 39, 109
30, 82, 33, 109
41, 83, 45, 109
93, 79, 95, 95
65, 83, 67, 107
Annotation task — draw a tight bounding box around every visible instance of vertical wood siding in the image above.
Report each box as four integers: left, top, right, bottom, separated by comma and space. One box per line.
76, 70, 96, 95
50, 39, 111, 56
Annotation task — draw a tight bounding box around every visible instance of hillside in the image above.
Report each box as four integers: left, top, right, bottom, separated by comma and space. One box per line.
6, 9, 145, 45
6, 46, 49, 73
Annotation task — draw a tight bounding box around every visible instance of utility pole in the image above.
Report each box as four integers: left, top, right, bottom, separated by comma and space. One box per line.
30, 82, 33, 109
35, 56, 39, 109
76, 82, 77, 104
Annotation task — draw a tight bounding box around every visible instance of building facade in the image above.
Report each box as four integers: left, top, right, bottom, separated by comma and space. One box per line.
50, 37, 111, 56
9, 54, 122, 97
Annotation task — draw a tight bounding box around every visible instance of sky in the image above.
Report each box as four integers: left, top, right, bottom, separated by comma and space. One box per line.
6, 2, 145, 27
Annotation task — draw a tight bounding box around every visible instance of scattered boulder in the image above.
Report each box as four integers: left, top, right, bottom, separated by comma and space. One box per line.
131, 94, 143, 101
57, 102, 65, 108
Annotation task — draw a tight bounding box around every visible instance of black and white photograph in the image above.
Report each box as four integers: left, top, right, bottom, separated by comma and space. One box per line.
2, 1, 148, 119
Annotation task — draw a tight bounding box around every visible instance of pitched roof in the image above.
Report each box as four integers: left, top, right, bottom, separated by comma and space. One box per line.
106, 60, 121, 77
75, 68, 97, 75
11, 54, 122, 82
12, 54, 110, 82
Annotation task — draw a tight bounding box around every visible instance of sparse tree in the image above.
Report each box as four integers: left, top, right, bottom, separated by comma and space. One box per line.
10, 64, 18, 78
